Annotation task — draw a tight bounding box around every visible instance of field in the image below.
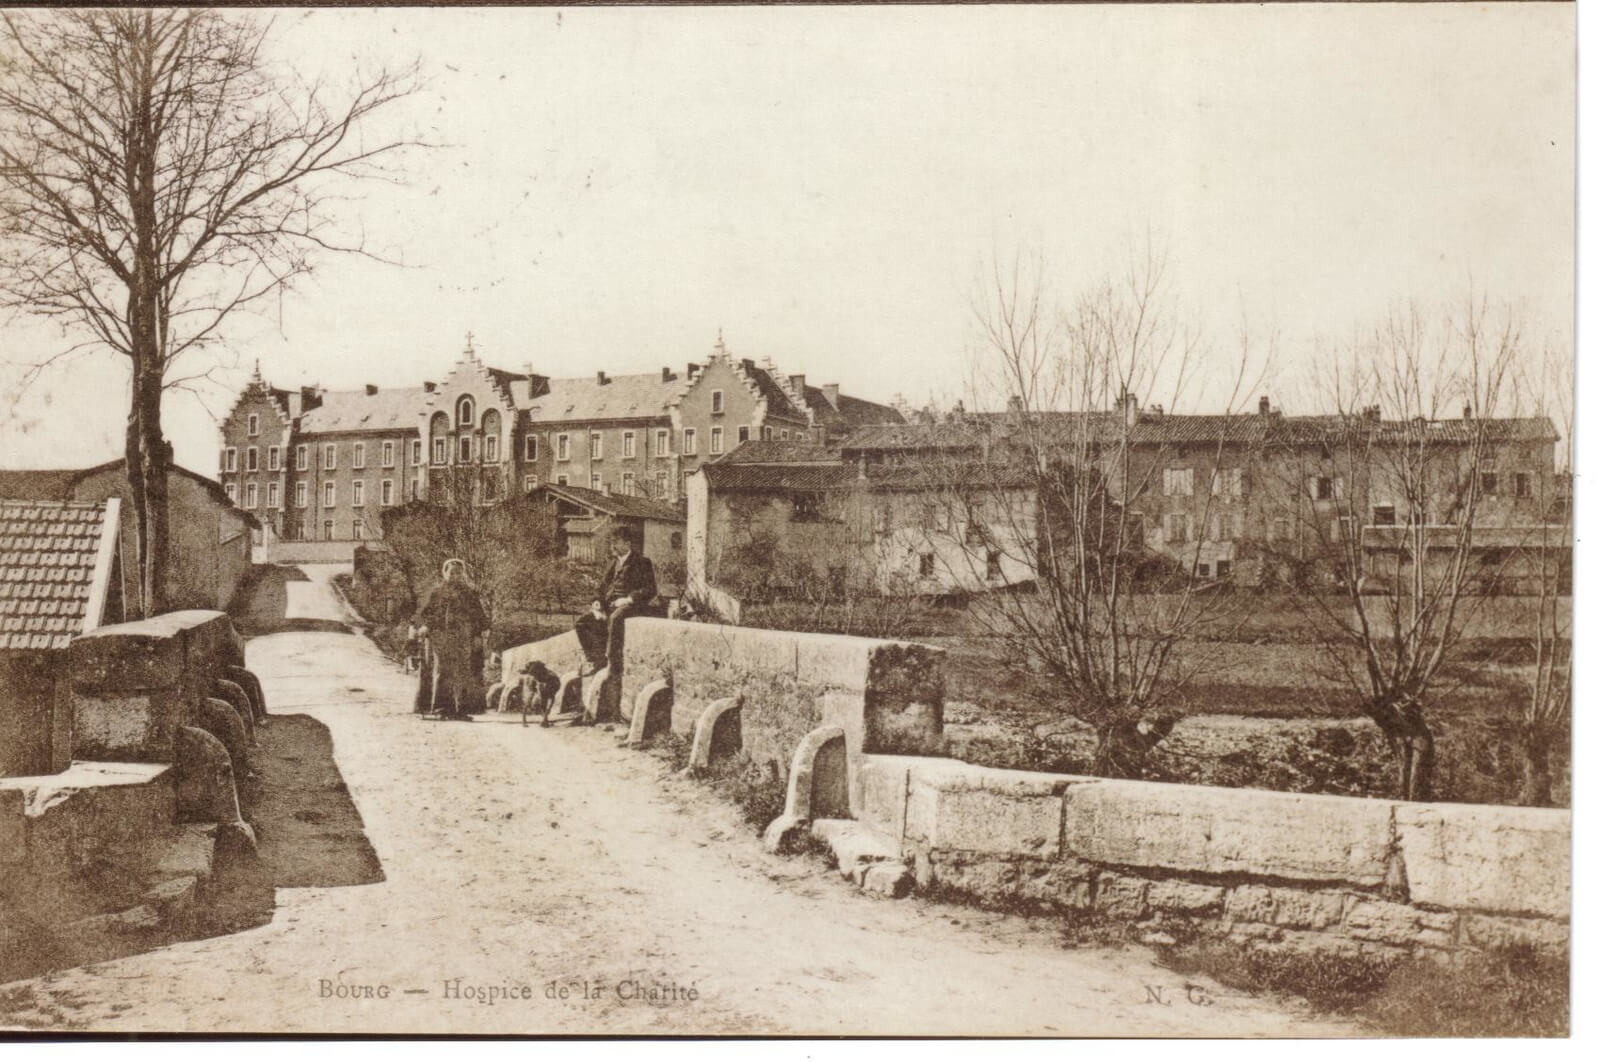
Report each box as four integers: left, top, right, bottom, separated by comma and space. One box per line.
740, 594, 1569, 808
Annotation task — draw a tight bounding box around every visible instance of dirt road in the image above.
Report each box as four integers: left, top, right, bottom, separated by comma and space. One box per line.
0, 567, 1358, 1035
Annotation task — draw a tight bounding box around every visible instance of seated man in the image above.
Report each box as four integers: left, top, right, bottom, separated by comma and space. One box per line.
574, 525, 657, 673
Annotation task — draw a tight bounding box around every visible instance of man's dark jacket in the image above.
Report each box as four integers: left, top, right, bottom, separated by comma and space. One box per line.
596, 551, 657, 610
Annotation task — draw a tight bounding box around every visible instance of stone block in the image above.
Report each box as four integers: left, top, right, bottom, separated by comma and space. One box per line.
855, 756, 914, 842
1064, 779, 1395, 886
155, 824, 218, 882
194, 697, 251, 775
1343, 898, 1459, 948
1460, 913, 1570, 953
174, 725, 241, 826
1396, 802, 1569, 919
1224, 884, 1276, 924
761, 813, 810, 855
903, 760, 1081, 857
811, 818, 899, 877
862, 642, 946, 757
582, 666, 620, 723
73, 691, 184, 764
1095, 873, 1149, 919
1268, 889, 1347, 930
625, 680, 673, 747
1145, 880, 1225, 914
861, 862, 914, 898
925, 851, 1092, 910
499, 629, 586, 686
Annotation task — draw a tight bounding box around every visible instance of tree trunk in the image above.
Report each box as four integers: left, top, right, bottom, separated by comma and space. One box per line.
1092, 717, 1176, 780
1369, 697, 1435, 801
1516, 726, 1555, 807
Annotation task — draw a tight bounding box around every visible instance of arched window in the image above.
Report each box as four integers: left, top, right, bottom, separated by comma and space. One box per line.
481, 409, 501, 463
456, 395, 475, 428
429, 411, 450, 465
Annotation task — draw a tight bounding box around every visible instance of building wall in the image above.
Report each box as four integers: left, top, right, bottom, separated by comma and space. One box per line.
283, 430, 423, 541
673, 354, 812, 484
0, 651, 69, 778
535, 417, 677, 500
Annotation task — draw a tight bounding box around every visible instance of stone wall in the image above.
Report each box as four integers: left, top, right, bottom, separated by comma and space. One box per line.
616, 618, 944, 798
499, 629, 587, 684
856, 756, 1569, 960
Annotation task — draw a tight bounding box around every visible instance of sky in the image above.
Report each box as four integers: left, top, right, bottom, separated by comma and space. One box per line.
0, 2, 1575, 475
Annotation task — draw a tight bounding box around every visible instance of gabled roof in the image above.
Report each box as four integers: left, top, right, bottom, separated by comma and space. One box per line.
298, 387, 430, 434
522, 372, 682, 424
804, 386, 904, 432
533, 482, 685, 522
737, 359, 807, 423
0, 499, 119, 651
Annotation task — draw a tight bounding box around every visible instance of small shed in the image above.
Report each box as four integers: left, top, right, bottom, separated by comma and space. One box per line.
526, 483, 685, 573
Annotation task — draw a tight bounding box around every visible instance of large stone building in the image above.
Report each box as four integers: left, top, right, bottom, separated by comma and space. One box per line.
687, 394, 1567, 601
219, 335, 903, 541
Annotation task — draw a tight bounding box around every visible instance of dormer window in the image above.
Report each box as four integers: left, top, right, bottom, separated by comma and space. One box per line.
457, 396, 475, 428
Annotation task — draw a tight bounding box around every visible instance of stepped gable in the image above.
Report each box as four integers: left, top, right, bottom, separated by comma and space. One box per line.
0, 499, 119, 650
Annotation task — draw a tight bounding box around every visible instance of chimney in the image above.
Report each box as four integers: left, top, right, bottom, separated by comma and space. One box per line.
1258, 395, 1271, 415
789, 373, 806, 395
300, 385, 323, 412
423, 381, 436, 393
365, 384, 378, 396
687, 362, 702, 381
661, 366, 676, 383
1120, 388, 1140, 428
1007, 395, 1023, 413
1463, 403, 1473, 420
821, 383, 840, 408
595, 371, 608, 386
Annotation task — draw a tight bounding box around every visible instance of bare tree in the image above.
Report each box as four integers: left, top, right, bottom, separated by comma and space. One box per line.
1267, 296, 1544, 801
0, 9, 420, 613
949, 245, 1268, 778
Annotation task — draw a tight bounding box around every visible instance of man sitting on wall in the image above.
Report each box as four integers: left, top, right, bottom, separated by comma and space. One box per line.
574, 525, 657, 673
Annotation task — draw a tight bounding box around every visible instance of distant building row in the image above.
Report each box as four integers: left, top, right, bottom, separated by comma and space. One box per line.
217, 334, 903, 543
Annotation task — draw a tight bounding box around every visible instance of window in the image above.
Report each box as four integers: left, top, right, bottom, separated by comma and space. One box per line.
458, 436, 473, 463
433, 437, 448, 465
411, 440, 421, 465
1335, 516, 1357, 542
711, 389, 724, 415
1165, 513, 1189, 543
225, 447, 237, 472
224, 482, 237, 502
792, 493, 823, 522
245, 483, 258, 509
655, 471, 668, 497
1312, 476, 1334, 501
622, 472, 635, 495
1197, 562, 1210, 578
293, 519, 305, 541
409, 478, 419, 501
556, 475, 569, 486
1479, 472, 1498, 496
456, 396, 474, 427
245, 446, 258, 472
295, 482, 307, 508
761, 426, 773, 441
523, 476, 538, 493
382, 441, 395, 468
268, 446, 281, 471
589, 432, 602, 460
1515, 472, 1532, 498
710, 427, 723, 455
781, 429, 790, 441
1211, 468, 1245, 497
352, 481, 364, 506
484, 434, 499, 463
353, 519, 365, 539
247, 413, 259, 437
683, 428, 697, 455
738, 426, 749, 444
267, 483, 279, 509
986, 551, 1003, 581
323, 520, 333, 541
590, 474, 602, 491
483, 479, 497, 504
919, 553, 936, 578
324, 482, 336, 507
324, 444, 337, 470
671, 532, 683, 550
381, 480, 394, 506
1216, 559, 1232, 580
1213, 513, 1237, 542
556, 434, 571, 461
296, 445, 308, 471
353, 443, 366, 469
622, 432, 635, 458
525, 435, 539, 461
1162, 467, 1193, 496
1373, 504, 1397, 526
654, 429, 669, 456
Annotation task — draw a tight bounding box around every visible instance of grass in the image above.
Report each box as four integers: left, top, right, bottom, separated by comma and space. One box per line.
1154, 938, 1568, 1036
642, 730, 789, 833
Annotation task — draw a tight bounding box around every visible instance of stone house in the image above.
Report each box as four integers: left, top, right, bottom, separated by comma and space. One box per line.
0, 498, 125, 777
525, 482, 686, 584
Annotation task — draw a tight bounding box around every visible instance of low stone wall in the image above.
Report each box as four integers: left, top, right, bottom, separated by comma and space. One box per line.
0, 762, 175, 893
499, 629, 587, 685
260, 539, 359, 565
855, 756, 1569, 960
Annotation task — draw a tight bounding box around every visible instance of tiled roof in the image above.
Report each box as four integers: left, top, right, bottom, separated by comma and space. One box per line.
522, 372, 682, 423
804, 386, 904, 431
0, 499, 116, 651
711, 440, 840, 465
840, 422, 995, 452
298, 387, 430, 434
737, 360, 806, 423
534, 483, 685, 522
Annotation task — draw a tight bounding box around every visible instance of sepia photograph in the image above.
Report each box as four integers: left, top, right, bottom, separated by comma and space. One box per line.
0, 0, 1577, 1039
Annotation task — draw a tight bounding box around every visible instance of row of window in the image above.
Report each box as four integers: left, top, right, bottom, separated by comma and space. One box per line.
1157, 468, 1540, 504
225, 478, 420, 509
224, 439, 420, 475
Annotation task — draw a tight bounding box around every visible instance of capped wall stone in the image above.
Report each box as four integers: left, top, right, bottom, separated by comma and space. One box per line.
1396, 802, 1569, 918
902, 760, 1086, 857
1065, 779, 1396, 886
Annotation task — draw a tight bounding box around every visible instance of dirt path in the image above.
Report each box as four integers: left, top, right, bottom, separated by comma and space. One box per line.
0, 570, 1361, 1036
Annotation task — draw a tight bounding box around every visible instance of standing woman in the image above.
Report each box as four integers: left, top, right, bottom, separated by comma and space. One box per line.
417, 558, 489, 720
